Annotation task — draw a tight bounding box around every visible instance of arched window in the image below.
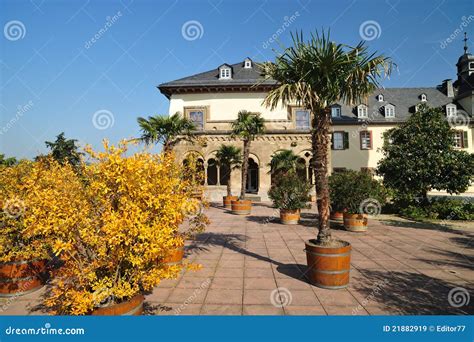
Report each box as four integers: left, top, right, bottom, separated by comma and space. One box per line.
206, 158, 218, 185
308, 158, 315, 185
246, 158, 259, 193
219, 164, 230, 185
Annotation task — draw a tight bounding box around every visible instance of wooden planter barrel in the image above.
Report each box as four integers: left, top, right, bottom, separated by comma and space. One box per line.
91, 294, 144, 316
162, 246, 184, 265
330, 211, 344, 222
231, 200, 251, 215
223, 195, 238, 209
0, 259, 46, 297
305, 240, 351, 289
280, 209, 300, 225
343, 213, 368, 232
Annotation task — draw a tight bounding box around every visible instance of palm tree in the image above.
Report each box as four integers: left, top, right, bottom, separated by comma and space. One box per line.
231, 110, 265, 200
137, 112, 195, 152
262, 30, 392, 244
215, 145, 242, 197
269, 149, 304, 178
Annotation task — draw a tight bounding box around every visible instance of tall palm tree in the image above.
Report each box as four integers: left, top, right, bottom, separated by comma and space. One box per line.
269, 149, 304, 178
215, 145, 242, 197
231, 110, 265, 200
262, 30, 392, 244
137, 112, 195, 152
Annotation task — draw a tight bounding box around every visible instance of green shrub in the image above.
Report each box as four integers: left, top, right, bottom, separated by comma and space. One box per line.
329, 170, 387, 214
268, 173, 311, 211
400, 198, 474, 221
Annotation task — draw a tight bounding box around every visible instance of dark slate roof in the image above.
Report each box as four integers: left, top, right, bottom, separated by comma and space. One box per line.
158, 60, 276, 88
332, 87, 455, 123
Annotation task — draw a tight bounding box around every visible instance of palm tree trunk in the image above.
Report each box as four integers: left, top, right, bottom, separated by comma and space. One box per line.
227, 171, 232, 197
240, 140, 250, 200
312, 108, 332, 244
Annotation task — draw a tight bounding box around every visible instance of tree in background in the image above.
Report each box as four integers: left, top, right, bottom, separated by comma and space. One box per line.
215, 145, 242, 197
137, 112, 196, 153
43, 132, 82, 167
377, 105, 474, 206
0, 154, 17, 167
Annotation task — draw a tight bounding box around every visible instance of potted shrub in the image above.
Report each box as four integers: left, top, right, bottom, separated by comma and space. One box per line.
331, 170, 387, 232
268, 173, 311, 224
0, 161, 49, 297
230, 110, 265, 215
329, 172, 350, 221
215, 144, 242, 209
262, 30, 391, 289
26, 141, 207, 315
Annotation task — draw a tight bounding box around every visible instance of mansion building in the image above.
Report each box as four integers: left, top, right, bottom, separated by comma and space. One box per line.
158, 51, 474, 201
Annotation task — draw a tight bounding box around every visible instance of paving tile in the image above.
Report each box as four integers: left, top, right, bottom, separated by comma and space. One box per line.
285, 306, 327, 315
244, 278, 277, 290
243, 289, 275, 305
243, 305, 284, 315
214, 268, 244, 278
201, 304, 242, 315
166, 288, 208, 304
210, 277, 243, 290
205, 289, 243, 305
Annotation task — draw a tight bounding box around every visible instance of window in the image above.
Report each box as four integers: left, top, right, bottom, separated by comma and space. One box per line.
357, 104, 368, 118
185, 107, 207, 130
295, 109, 310, 130
446, 104, 457, 117
453, 130, 469, 148
385, 105, 395, 118
377, 94, 384, 102
360, 131, 372, 149
420, 93, 427, 102
219, 67, 231, 79
332, 131, 349, 150
244, 58, 252, 68
331, 106, 341, 118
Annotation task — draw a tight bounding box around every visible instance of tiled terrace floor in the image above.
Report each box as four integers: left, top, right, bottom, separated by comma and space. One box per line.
2, 203, 473, 315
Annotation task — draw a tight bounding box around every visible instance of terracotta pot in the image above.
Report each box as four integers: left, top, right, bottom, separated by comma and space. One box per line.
223, 195, 238, 209
343, 213, 368, 232
280, 209, 300, 225
231, 199, 251, 215
305, 240, 351, 289
162, 245, 185, 265
330, 211, 344, 222
191, 190, 203, 200
91, 294, 144, 316
0, 259, 46, 297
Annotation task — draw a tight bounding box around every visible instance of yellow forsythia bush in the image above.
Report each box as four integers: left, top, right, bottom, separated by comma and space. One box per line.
22, 141, 208, 315
0, 161, 50, 263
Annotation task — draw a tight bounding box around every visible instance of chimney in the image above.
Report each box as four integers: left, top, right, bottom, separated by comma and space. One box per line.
442, 79, 454, 97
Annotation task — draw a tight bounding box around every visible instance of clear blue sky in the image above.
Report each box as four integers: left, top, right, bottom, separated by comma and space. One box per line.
1, 0, 472, 159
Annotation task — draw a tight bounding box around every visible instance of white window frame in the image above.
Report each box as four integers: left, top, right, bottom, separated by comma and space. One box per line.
331, 106, 341, 118
453, 131, 463, 148
295, 109, 310, 130
420, 93, 427, 102
357, 104, 368, 118
385, 105, 395, 118
219, 67, 231, 79
360, 131, 372, 150
446, 104, 457, 117
333, 132, 344, 150
244, 59, 252, 68
377, 94, 384, 102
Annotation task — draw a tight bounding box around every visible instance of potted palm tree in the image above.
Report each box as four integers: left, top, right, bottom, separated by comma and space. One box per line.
329, 172, 349, 222
262, 30, 392, 289
268, 172, 311, 224
136, 112, 196, 153
215, 145, 242, 209
268, 149, 304, 181
230, 110, 265, 215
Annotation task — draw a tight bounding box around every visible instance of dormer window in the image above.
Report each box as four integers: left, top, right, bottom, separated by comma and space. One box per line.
244, 58, 252, 68
377, 94, 384, 102
384, 104, 395, 118
219, 65, 232, 79
420, 93, 427, 102
331, 105, 341, 118
357, 104, 368, 118
446, 104, 457, 117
